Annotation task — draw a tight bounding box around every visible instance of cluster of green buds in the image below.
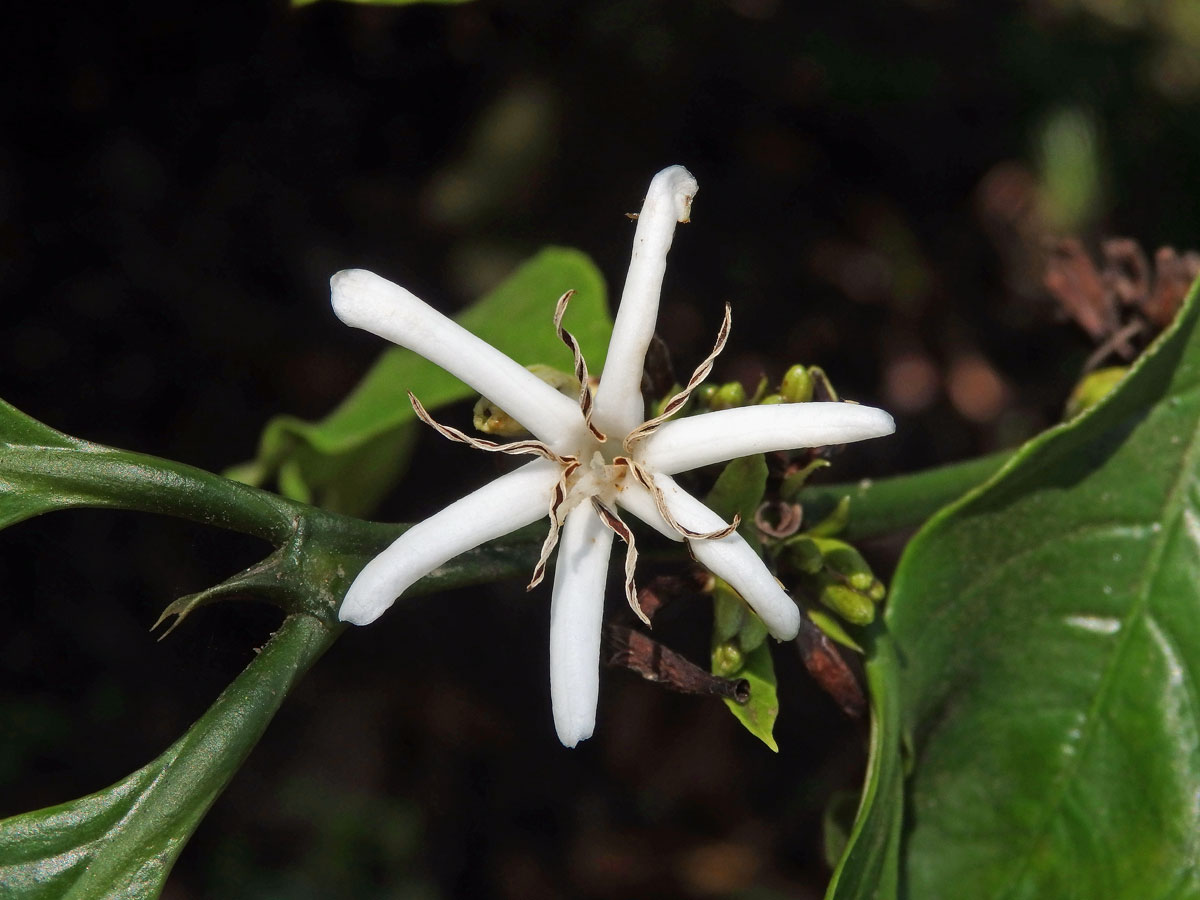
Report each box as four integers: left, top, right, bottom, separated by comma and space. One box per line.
700, 363, 888, 643
680, 361, 891, 655
778, 529, 886, 631
682, 362, 839, 416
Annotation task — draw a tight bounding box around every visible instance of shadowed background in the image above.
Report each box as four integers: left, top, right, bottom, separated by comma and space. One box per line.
3, 1, 1199, 897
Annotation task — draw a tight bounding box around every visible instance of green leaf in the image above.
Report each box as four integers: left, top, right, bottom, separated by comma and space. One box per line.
236, 247, 610, 515
887, 275, 1200, 898
720, 640, 780, 753
823, 790, 862, 871
0, 614, 338, 899
704, 453, 768, 540
807, 607, 864, 654
824, 626, 903, 899
0, 399, 296, 544
796, 450, 1012, 542
0, 398, 556, 623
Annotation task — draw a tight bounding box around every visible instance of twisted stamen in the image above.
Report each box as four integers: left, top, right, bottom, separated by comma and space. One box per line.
620, 457, 740, 541
553, 290, 606, 442
590, 497, 649, 625
624, 302, 732, 448
528, 460, 580, 590
409, 391, 567, 463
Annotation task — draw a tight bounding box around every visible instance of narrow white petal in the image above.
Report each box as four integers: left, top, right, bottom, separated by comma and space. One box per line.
331, 268, 586, 453
592, 166, 699, 439
549, 504, 615, 748
338, 459, 560, 625
654, 474, 802, 640
614, 479, 681, 541
637, 403, 895, 475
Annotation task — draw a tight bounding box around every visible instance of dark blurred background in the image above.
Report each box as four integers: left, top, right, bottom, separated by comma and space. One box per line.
3, 1, 1199, 897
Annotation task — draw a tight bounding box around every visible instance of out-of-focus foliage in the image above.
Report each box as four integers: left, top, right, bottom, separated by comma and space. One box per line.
1037, 0, 1200, 97
1036, 106, 1103, 233
293, 0, 472, 7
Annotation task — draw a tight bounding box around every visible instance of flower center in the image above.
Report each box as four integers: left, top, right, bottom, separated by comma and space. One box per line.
562, 444, 629, 514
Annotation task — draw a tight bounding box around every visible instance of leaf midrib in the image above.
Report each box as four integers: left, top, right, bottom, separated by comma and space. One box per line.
995, 411, 1200, 899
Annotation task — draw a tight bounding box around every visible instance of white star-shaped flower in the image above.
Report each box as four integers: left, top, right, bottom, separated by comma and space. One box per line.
331, 165, 894, 747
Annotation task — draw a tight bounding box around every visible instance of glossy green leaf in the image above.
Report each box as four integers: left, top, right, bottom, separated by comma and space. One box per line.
0, 399, 296, 544
705, 453, 768, 541
824, 626, 903, 899
0, 614, 337, 899
797, 450, 1010, 542
235, 247, 610, 516
888, 276, 1200, 898
719, 640, 780, 753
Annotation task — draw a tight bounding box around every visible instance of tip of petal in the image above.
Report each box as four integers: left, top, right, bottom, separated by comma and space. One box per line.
649, 165, 699, 223
337, 583, 394, 626
770, 603, 802, 642
555, 717, 595, 749
867, 406, 897, 438
330, 268, 406, 332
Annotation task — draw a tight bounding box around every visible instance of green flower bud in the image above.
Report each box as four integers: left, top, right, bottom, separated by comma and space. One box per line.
695, 383, 719, 406
760, 392, 784, 405
819, 579, 876, 626
811, 537, 887, 603
812, 537, 870, 577
847, 571, 877, 593
781, 535, 825, 574
781, 364, 814, 403
712, 640, 744, 677
710, 380, 747, 410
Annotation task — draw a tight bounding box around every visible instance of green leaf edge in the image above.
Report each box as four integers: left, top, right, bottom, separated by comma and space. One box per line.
0, 614, 338, 899
721, 641, 781, 752
825, 275, 1200, 900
